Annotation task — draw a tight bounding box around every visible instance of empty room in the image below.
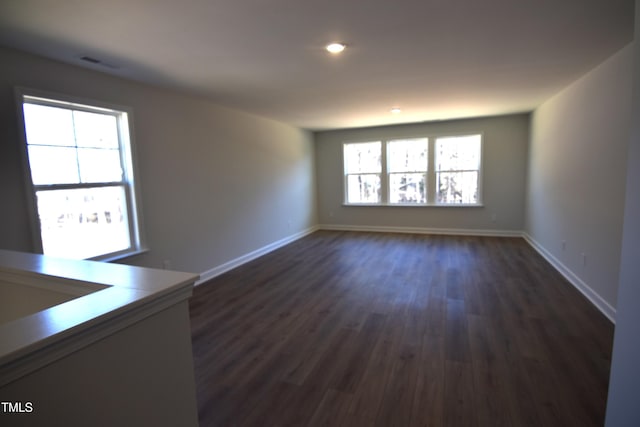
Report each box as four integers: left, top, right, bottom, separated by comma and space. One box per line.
0, 1, 639, 426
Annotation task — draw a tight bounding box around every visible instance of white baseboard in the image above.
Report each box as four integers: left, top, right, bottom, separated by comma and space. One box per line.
195, 226, 319, 286
523, 233, 616, 323
318, 223, 523, 237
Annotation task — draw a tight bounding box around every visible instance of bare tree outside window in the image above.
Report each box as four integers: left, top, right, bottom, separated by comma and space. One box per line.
435, 135, 481, 204
344, 142, 381, 203
388, 138, 428, 204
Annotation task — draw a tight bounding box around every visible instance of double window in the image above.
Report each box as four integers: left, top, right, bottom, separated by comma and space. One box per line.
17, 89, 145, 260
343, 134, 482, 206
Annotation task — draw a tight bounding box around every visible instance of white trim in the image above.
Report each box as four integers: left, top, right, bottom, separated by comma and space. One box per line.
342, 203, 484, 208
195, 226, 319, 286
318, 224, 522, 237
523, 233, 616, 323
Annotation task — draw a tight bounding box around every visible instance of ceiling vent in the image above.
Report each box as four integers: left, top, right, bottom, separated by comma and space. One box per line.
79, 55, 120, 69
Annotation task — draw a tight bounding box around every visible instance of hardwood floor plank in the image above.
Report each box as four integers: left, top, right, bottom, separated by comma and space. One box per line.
307, 389, 353, 427
424, 273, 446, 337
345, 311, 404, 426
467, 314, 513, 427
445, 298, 471, 362
330, 313, 386, 393
373, 344, 420, 427
445, 267, 465, 301
410, 334, 445, 427
443, 360, 477, 427
530, 318, 609, 426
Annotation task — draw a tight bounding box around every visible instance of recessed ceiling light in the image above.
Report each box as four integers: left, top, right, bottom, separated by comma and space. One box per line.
391, 107, 402, 114
326, 43, 346, 54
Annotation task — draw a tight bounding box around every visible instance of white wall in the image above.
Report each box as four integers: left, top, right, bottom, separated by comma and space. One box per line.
525, 44, 634, 317
606, 1, 640, 424
0, 46, 316, 275
314, 114, 530, 234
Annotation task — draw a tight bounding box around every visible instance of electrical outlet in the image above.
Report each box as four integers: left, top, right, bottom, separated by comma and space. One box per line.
581, 253, 587, 267
162, 259, 171, 270
491, 213, 497, 222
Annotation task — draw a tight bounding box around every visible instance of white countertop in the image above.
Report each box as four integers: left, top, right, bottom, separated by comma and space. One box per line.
0, 249, 199, 386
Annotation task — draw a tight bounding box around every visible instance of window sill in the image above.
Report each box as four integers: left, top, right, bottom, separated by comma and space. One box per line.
93, 247, 150, 263
342, 203, 484, 208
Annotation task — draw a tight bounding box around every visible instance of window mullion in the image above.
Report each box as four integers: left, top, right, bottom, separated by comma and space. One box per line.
116, 114, 128, 183
33, 181, 124, 192
427, 137, 436, 204
70, 110, 83, 184
381, 140, 388, 204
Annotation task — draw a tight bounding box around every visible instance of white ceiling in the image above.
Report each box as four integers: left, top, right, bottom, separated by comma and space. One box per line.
0, 0, 634, 130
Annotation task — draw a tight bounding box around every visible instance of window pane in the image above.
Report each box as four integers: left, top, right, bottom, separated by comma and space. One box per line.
36, 186, 131, 260
437, 171, 478, 204
344, 142, 381, 173
388, 138, 428, 172
23, 103, 76, 147
389, 173, 426, 204
78, 148, 123, 183
73, 110, 120, 149
347, 174, 381, 203
27, 146, 80, 185
436, 135, 481, 171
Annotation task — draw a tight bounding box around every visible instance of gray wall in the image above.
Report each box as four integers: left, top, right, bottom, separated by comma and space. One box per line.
525, 44, 634, 312
606, 1, 640, 424
0, 46, 316, 275
314, 114, 530, 233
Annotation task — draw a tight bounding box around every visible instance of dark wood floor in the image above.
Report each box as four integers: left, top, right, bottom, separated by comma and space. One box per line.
189, 231, 614, 427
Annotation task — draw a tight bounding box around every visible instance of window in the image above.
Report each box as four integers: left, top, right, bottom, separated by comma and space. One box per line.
343, 134, 482, 206
387, 138, 428, 204
18, 89, 145, 260
435, 135, 481, 204
344, 141, 381, 204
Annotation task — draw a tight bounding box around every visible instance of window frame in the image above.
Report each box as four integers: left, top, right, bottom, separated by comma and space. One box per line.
342, 141, 383, 205
343, 133, 483, 207
15, 87, 147, 261
434, 134, 483, 205
386, 137, 429, 205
